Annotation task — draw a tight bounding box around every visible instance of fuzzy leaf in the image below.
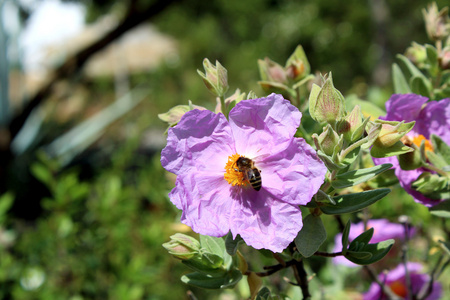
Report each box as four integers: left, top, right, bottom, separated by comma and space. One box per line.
295, 214, 327, 257
392, 63, 412, 94
320, 189, 391, 215
181, 269, 242, 289
332, 164, 393, 189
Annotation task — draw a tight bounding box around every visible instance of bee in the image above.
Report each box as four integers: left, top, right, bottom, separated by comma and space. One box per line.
234, 157, 262, 191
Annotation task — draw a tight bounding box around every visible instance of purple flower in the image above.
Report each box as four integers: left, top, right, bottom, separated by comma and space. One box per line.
363, 262, 442, 300
332, 219, 414, 267
373, 94, 450, 207
161, 94, 327, 252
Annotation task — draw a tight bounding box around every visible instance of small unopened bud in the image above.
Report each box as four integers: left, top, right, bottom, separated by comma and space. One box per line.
405, 42, 427, 68
258, 57, 287, 83
373, 120, 415, 148
440, 46, 450, 69
158, 102, 206, 127
197, 58, 229, 97
422, 3, 450, 41
337, 105, 367, 143
309, 73, 346, 125
317, 124, 340, 156
285, 45, 310, 81
162, 233, 201, 260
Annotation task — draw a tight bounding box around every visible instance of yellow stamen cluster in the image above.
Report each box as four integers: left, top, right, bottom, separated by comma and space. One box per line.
389, 281, 407, 297
224, 153, 247, 187
412, 134, 434, 153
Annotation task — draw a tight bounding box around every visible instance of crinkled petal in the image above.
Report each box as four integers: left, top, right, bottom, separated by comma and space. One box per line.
258, 138, 326, 205
171, 171, 234, 237
229, 188, 303, 252
382, 94, 428, 122
228, 93, 302, 159
161, 109, 235, 175
416, 98, 450, 144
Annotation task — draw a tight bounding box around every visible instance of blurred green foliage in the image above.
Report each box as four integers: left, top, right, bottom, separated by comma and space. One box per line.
1, 0, 449, 299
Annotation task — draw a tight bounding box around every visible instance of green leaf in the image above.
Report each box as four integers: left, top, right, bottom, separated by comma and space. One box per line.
429, 200, 450, 218
320, 189, 391, 215
396, 54, 432, 96
332, 164, 393, 189
30, 162, 53, 186
255, 287, 272, 300
200, 235, 226, 258
341, 220, 351, 255
425, 44, 439, 76
345, 250, 372, 260
345, 239, 394, 265
392, 63, 412, 94
410, 76, 431, 98
0, 192, 14, 215
371, 140, 414, 158
317, 150, 346, 171
181, 270, 242, 289
294, 214, 327, 258
350, 228, 374, 246
225, 233, 243, 256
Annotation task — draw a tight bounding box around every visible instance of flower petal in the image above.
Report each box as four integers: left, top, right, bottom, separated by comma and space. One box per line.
161, 109, 235, 175
416, 97, 450, 144
258, 138, 327, 205
171, 171, 234, 237
382, 94, 428, 122
229, 188, 303, 252
228, 93, 302, 158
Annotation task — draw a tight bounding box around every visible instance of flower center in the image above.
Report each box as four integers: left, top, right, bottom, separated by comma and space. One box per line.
224, 153, 249, 187
412, 134, 434, 152
389, 280, 407, 298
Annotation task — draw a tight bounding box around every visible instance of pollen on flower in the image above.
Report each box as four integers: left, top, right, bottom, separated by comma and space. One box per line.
224, 153, 247, 187
389, 280, 407, 298
412, 134, 434, 152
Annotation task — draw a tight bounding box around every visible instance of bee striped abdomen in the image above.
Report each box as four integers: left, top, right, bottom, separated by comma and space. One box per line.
247, 168, 262, 191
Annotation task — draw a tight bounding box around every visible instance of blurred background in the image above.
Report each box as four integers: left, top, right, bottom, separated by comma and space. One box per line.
0, 0, 448, 299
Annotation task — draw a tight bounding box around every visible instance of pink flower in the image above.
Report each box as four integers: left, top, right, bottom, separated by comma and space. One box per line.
373, 94, 450, 206
364, 262, 442, 300
332, 219, 414, 267
161, 94, 327, 252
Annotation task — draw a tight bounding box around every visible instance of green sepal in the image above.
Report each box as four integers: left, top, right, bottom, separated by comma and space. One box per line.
308, 84, 322, 122
431, 134, 450, 165
341, 220, 351, 255
225, 232, 243, 256
294, 214, 327, 258
345, 239, 394, 265
371, 140, 414, 158
181, 269, 242, 289
320, 189, 391, 215
412, 172, 450, 199
429, 200, 450, 218
181, 255, 225, 274
332, 164, 393, 189
200, 235, 226, 258
317, 150, 346, 171
392, 63, 412, 94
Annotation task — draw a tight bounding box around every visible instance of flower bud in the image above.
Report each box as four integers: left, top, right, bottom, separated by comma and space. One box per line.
158, 102, 206, 127
440, 46, 450, 69
398, 148, 423, 170
258, 57, 287, 83
422, 3, 450, 41
405, 42, 427, 68
337, 105, 367, 143
197, 58, 229, 97
309, 73, 346, 125
162, 233, 201, 260
285, 45, 310, 81
317, 124, 340, 156
373, 120, 415, 148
